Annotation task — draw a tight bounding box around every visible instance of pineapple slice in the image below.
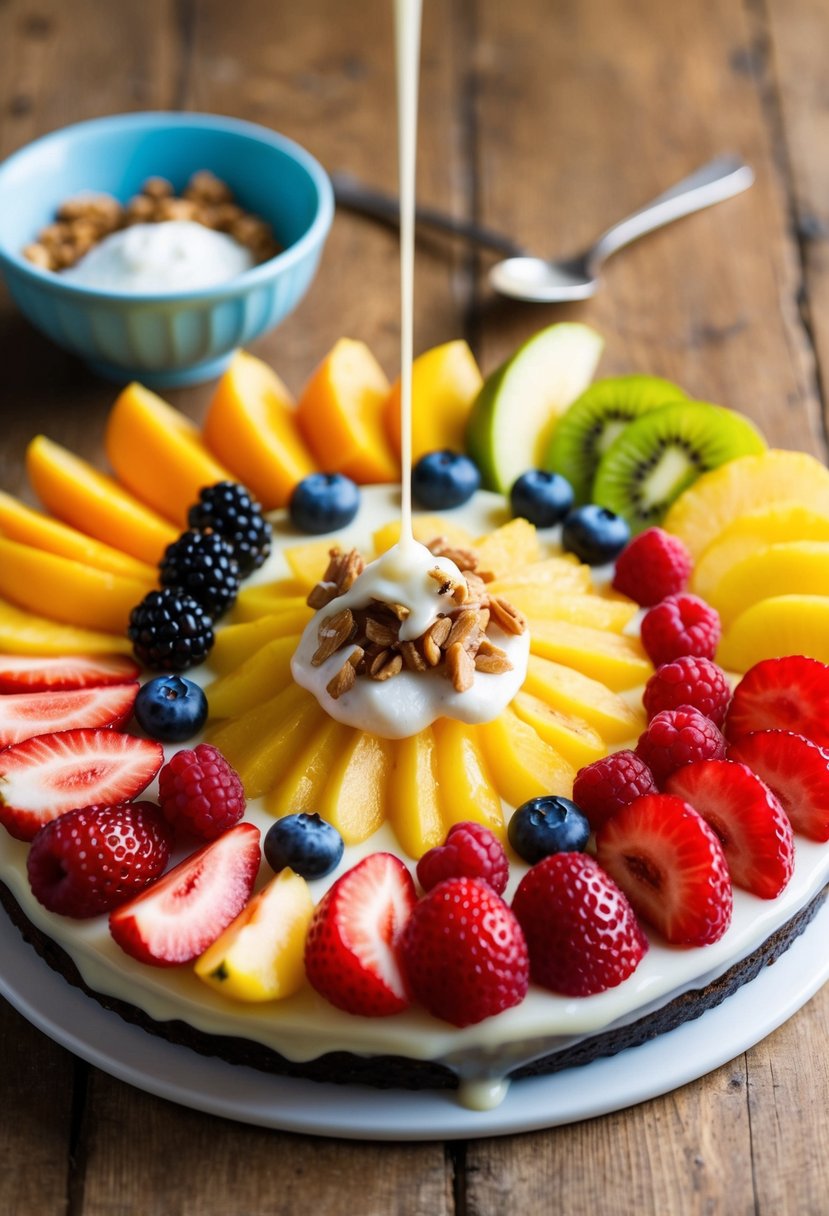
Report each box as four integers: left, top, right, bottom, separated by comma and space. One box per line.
432, 718, 505, 840
528, 620, 651, 691
387, 728, 444, 858
317, 730, 392, 844
478, 707, 575, 809
204, 635, 299, 719
708, 541, 829, 627
488, 555, 592, 596
210, 612, 311, 674
511, 690, 606, 769
373, 514, 473, 555
718, 595, 829, 670
473, 517, 541, 579
520, 593, 638, 632
0, 596, 133, 655
521, 654, 645, 743
265, 715, 354, 817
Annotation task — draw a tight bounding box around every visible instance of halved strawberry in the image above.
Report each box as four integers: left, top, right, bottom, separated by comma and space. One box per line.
725, 656, 829, 748
304, 852, 417, 1016
596, 793, 733, 945
728, 729, 829, 842
0, 653, 140, 693
109, 822, 261, 966
666, 759, 795, 899
0, 683, 139, 748
0, 727, 163, 842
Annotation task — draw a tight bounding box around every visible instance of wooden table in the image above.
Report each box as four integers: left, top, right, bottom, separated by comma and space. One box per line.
1, 0, 828, 1211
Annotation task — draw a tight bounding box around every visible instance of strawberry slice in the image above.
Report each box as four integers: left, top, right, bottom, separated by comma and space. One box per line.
0, 653, 139, 694
0, 727, 163, 842
666, 759, 795, 899
596, 793, 733, 946
304, 852, 417, 1016
109, 822, 261, 966
0, 683, 139, 748
725, 655, 829, 748
728, 729, 829, 842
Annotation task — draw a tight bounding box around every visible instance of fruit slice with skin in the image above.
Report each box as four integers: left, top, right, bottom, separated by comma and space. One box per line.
0, 653, 139, 693
592, 401, 767, 535
472, 518, 541, 579
466, 323, 604, 493
705, 540, 829, 628
0, 598, 134, 657
202, 350, 318, 510
104, 382, 234, 528
545, 374, 688, 505
663, 450, 829, 559
724, 655, 829, 748
0, 536, 155, 635
194, 868, 314, 1002
0, 728, 163, 842
264, 715, 354, 817
521, 654, 646, 743
316, 729, 392, 844
717, 595, 829, 670
110, 822, 261, 967
203, 635, 299, 719
690, 502, 829, 603
477, 706, 575, 808
0, 683, 139, 748
596, 792, 733, 946
728, 729, 829, 841
511, 690, 606, 770
665, 759, 795, 899
528, 620, 652, 691
432, 718, 506, 840
387, 727, 444, 858
520, 592, 638, 633
209, 612, 310, 674
304, 852, 417, 1016
296, 338, 399, 484
383, 339, 484, 460
26, 434, 178, 566
0, 491, 156, 582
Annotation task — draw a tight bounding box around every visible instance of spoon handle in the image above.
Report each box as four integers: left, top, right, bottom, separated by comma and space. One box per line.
588, 154, 755, 269
330, 172, 524, 257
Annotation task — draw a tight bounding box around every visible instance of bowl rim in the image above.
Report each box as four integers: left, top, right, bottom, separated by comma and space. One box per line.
0, 111, 335, 304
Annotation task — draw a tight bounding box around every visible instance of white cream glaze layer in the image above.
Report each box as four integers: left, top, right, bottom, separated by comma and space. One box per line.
1, 485, 827, 1107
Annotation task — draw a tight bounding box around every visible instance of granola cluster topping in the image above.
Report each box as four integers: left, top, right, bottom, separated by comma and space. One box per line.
306, 538, 527, 700
23, 171, 279, 274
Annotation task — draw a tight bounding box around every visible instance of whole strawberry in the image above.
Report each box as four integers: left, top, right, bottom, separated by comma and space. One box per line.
416, 821, 509, 895
611, 527, 692, 606
27, 801, 173, 919
643, 656, 732, 727
158, 743, 245, 840
400, 877, 529, 1026
572, 750, 657, 832
640, 593, 721, 667
636, 704, 727, 786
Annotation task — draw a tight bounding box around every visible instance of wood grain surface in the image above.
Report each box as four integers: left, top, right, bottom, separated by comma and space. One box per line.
0, 1, 828, 1213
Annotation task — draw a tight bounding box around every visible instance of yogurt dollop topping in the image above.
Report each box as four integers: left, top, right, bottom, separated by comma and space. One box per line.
291, 538, 530, 739
61, 220, 254, 293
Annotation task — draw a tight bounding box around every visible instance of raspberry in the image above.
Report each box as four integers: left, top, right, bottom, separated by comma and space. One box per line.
158, 744, 245, 840
635, 705, 727, 787
159, 529, 241, 618
640, 593, 721, 666
572, 750, 658, 831
416, 821, 509, 894
643, 656, 732, 727
27, 802, 172, 919
512, 853, 648, 996
611, 527, 692, 606
188, 481, 271, 577
128, 588, 214, 672
400, 877, 529, 1026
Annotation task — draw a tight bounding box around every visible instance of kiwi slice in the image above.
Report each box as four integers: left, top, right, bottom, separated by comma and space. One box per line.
544, 375, 687, 505
592, 401, 767, 534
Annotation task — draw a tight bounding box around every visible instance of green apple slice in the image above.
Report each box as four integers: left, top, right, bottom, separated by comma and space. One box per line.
465, 323, 604, 493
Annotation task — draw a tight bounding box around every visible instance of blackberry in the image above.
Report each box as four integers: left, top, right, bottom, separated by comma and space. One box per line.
188, 481, 271, 576
128, 589, 214, 671
159, 529, 241, 617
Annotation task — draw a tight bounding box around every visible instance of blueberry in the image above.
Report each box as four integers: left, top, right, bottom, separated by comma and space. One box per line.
510, 470, 574, 527
289, 473, 360, 535
561, 504, 631, 565
134, 675, 208, 742
508, 796, 591, 864
264, 813, 344, 880
411, 450, 481, 510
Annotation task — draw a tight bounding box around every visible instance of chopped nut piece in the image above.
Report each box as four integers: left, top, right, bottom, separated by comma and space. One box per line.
488, 596, 527, 635
428, 616, 452, 648
446, 641, 475, 693
427, 537, 480, 572
428, 567, 468, 603
22, 243, 53, 270
142, 176, 174, 200
156, 197, 199, 222
306, 582, 338, 610
399, 641, 428, 672
446, 609, 481, 650
365, 616, 400, 647
185, 170, 234, 204
477, 636, 508, 659
369, 651, 403, 681
326, 657, 357, 699
387, 602, 411, 621
312, 608, 355, 666
474, 652, 514, 674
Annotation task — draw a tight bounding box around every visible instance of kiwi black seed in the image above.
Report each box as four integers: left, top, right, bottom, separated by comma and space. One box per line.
544, 375, 688, 505
591, 401, 767, 534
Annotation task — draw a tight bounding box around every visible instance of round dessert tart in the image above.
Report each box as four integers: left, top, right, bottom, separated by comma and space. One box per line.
1, 485, 828, 1111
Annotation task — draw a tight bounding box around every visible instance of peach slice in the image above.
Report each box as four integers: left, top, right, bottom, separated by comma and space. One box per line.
202, 351, 318, 510
432, 718, 505, 840
26, 435, 178, 566
717, 595, 829, 670
519, 592, 638, 632
209, 611, 311, 674
296, 338, 399, 484
203, 635, 300, 719
528, 621, 652, 691
208, 682, 325, 798
708, 540, 829, 627
472, 518, 541, 580
382, 339, 484, 460
521, 655, 645, 743
265, 715, 354, 817
0, 537, 155, 635
0, 597, 133, 656
105, 382, 233, 527
317, 729, 392, 845
387, 728, 444, 858
511, 690, 606, 770
478, 707, 575, 808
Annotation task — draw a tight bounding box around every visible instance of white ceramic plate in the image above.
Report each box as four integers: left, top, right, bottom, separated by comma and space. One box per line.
1, 902, 828, 1141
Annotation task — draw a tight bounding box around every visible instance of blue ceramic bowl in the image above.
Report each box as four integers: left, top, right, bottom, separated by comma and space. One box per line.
0, 112, 334, 387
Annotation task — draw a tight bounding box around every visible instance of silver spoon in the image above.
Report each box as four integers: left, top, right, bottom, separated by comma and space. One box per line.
332, 154, 754, 303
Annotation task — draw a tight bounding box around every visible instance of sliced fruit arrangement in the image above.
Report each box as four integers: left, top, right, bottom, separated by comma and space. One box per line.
0, 682, 138, 748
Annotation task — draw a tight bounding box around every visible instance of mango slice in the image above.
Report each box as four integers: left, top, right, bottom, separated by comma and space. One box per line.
388, 728, 444, 858
265, 715, 354, 817
230, 589, 309, 625
478, 707, 575, 807
0, 597, 133, 656
521, 654, 645, 743
210, 612, 311, 674
26, 435, 178, 566
528, 620, 652, 691
707, 540, 829, 628
283, 539, 341, 589
296, 338, 399, 484
203, 635, 300, 719
372, 515, 473, 555
316, 729, 392, 844
382, 339, 483, 460
473, 518, 541, 579
105, 382, 233, 528
203, 351, 318, 510
432, 718, 505, 840
717, 595, 829, 671
520, 593, 638, 632
208, 683, 326, 798
488, 555, 592, 597
511, 690, 606, 770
